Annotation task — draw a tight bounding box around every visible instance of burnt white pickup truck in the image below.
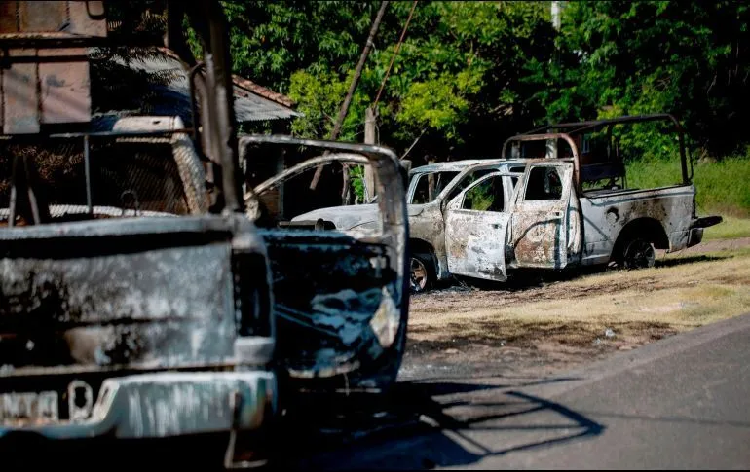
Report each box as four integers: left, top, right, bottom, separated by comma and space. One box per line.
290, 114, 722, 291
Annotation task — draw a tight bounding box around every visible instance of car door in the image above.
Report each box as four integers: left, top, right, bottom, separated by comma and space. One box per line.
509, 161, 574, 269
444, 172, 512, 281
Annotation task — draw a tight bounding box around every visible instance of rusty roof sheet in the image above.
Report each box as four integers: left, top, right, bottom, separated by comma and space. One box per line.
98, 47, 302, 124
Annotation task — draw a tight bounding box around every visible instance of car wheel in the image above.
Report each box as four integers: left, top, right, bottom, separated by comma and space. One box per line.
621, 237, 656, 270
409, 254, 434, 293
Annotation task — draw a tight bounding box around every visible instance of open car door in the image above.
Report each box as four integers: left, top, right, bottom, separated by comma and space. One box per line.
510, 161, 575, 269
443, 172, 516, 281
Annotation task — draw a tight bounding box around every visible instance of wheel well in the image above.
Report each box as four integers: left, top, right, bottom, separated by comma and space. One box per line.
408, 238, 436, 263
613, 218, 669, 258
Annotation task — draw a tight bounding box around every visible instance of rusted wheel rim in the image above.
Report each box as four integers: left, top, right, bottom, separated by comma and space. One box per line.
624, 239, 656, 269
410, 257, 429, 292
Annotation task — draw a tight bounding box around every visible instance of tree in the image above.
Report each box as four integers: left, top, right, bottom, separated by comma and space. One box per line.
286, 1, 554, 164
530, 1, 750, 158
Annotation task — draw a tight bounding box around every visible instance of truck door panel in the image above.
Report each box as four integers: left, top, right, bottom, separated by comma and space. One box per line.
444, 173, 510, 281
511, 162, 574, 269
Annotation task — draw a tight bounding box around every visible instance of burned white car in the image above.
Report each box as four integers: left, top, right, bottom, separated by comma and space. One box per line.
286, 159, 527, 292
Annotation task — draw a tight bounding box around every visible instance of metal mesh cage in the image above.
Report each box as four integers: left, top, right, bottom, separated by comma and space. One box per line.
0, 137, 192, 224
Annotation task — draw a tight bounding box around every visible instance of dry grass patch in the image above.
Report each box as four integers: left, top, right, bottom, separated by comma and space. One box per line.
409, 245, 750, 350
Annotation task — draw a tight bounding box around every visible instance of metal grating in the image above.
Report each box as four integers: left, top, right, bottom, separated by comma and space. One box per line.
0, 137, 192, 225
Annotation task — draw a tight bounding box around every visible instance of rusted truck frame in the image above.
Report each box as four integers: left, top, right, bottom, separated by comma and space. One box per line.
242, 135, 409, 394
0, 129, 277, 469
413, 114, 720, 284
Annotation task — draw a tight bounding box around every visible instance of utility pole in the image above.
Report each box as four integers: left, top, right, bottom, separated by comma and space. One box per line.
547, 1, 562, 159
310, 1, 389, 191
363, 106, 377, 201
551, 1, 561, 31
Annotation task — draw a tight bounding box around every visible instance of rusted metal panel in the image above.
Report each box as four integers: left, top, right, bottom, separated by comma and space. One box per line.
66, 1, 107, 37
3, 1, 106, 37
2, 50, 40, 134
18, 1, 67, 32
510, 162, 575, 269
579, 184, 698, 265
0, 1, 17, 33
1, 47, 93, 132
38, 48, 91, 124
0, 219, 238, 372
444, 209, 509, 281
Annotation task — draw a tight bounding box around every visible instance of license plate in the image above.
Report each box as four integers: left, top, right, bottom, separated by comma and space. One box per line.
0, 391, 59, 421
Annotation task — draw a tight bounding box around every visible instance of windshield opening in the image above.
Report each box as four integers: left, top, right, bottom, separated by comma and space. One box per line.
410, 171, 460, 204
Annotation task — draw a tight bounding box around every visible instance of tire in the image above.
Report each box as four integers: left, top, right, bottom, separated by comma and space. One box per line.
618, 236, 656, 270
409, 253, 435, 293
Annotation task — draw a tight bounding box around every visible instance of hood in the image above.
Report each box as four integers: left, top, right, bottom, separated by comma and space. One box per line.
291, 204, 379, 230
292, 203, 429, 230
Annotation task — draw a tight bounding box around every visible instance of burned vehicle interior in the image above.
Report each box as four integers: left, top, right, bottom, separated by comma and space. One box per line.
241, 136, 409, 391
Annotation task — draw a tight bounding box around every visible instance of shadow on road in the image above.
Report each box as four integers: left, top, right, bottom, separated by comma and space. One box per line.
277, 378, 604, 470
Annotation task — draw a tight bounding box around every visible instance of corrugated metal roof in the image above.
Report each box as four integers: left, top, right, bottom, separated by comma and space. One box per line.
105, 50, 303, 124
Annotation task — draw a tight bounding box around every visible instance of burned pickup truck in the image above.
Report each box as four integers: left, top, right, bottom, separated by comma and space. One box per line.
0, 0, 408, 468
289, 114, 722, 290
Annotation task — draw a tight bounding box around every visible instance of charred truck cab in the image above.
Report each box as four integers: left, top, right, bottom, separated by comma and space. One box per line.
0, 1, 409, 468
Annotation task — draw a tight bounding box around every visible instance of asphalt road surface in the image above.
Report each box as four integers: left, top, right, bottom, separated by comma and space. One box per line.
287, 312, 750, 470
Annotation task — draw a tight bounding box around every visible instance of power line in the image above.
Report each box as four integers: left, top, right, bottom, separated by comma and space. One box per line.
373, 0, 418, 109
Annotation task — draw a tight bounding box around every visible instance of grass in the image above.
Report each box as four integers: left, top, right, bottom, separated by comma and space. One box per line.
703, 215, 750, 240
408, 246, 750, 349
625, 156, 750, 218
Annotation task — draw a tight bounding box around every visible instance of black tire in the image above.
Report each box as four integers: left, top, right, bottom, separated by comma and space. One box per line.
409, 253, 435, 293
617, 236, 656, 270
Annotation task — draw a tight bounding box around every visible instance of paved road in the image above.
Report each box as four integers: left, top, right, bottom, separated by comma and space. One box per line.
288, 312, 750, 470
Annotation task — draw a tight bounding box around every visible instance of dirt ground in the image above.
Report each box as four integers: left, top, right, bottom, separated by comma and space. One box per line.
398, 237, 750, 382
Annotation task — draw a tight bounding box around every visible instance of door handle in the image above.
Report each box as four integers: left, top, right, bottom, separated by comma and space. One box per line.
552, 211, 564, 219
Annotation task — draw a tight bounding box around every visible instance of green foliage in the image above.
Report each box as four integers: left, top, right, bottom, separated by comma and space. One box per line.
130, 0, 750, 173
395, 70, 482, 142
221, 1, 377, 94
221, 1, 554, 163
626, 155, 750, 217
463, 180, 495, 211
349, 165, 367, 203
287, 69, 368, 140
533, 0, 750, 158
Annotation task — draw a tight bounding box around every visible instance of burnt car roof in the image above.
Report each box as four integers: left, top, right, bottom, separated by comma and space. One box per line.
411, 159, 527, 175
